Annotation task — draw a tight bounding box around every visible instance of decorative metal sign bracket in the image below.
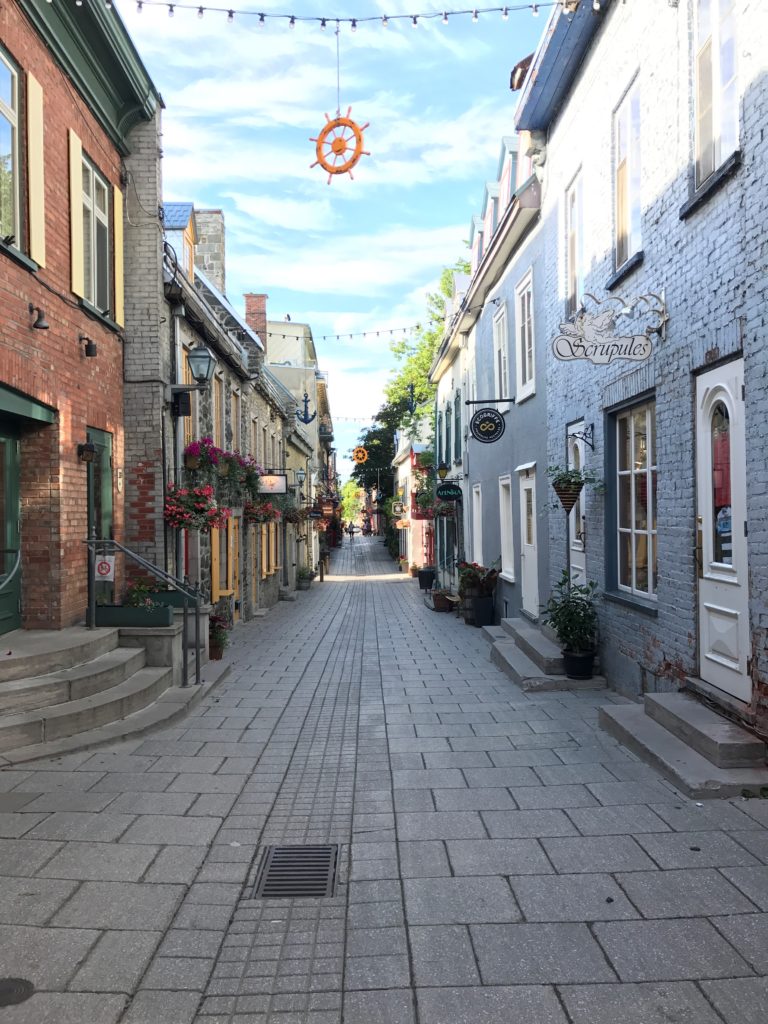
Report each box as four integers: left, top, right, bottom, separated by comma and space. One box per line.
569, 423, 595, 451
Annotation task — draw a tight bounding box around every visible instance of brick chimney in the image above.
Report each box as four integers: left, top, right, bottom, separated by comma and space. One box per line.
244, 293, 268, 352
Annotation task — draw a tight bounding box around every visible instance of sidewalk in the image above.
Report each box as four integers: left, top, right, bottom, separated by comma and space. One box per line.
0, 537, 767, 1023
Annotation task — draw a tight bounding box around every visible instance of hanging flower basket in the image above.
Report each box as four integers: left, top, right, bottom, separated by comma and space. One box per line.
244, 499, 282, 525
183, 437, 222, 472
164, 483, 232, 532
552, 481, 584, 514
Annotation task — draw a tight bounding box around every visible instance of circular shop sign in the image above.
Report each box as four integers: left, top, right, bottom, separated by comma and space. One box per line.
470, 407, 505, 444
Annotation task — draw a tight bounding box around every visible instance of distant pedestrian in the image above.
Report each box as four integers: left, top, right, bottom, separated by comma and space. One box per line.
346, 521, 356, 540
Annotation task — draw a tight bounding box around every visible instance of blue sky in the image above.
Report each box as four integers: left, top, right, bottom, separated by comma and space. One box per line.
117, 1, 547, 478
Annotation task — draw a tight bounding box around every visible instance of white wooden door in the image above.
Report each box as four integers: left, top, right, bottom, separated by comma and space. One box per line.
567, 424, 587, 586
696, 360, 750, 702
518, 473, 539, 617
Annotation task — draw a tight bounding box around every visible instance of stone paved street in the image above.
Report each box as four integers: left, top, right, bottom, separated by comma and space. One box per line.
1, 538, 768, 1023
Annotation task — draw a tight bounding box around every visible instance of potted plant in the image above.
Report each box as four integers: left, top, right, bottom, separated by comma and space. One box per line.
398, 556, 409, 573
183, 436, 221, 472
542, 570, 599, 679
548, 465, 598, 514
409, 563, 419, 578
457, 561, 498, 627
89, 581, 174, 627
296, 567, 313, 590
208, 613, 231, 660
426, 587, 452, 612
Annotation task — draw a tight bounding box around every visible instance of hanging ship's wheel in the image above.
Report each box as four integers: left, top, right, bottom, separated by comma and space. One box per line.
310, 107, 370, 184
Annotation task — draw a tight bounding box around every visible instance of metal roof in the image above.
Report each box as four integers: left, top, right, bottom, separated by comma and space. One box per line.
163, 202, 194, 231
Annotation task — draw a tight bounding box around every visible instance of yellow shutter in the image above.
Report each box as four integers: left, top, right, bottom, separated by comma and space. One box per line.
26, 73, 45, 267
211, 528, 220, 601
68, 130, 84, 298
112, 185, 124, 326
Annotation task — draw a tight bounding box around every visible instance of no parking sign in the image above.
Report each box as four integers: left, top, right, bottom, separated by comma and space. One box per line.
94, 557, 115, 582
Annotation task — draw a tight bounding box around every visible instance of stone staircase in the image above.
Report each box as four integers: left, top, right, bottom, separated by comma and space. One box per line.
0, 625, 222, 765
482, 617, 606, 691
600, 691, 768, 798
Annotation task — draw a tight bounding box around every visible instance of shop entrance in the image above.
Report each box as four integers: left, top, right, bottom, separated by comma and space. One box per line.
695, 359, 750, 702
0, 427, 21, 636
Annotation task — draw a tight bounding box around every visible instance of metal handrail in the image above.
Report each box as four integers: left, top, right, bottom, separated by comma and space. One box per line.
0, 549, 21, 595
84, 537, 201, 687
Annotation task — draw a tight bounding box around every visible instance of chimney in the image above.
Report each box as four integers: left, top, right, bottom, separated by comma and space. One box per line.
194, 209, 226, 293
244, 293, 268, 353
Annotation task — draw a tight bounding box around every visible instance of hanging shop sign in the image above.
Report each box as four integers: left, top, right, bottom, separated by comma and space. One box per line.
392, 501, 404, 514
470, 408, 505, 444
259, 473, 288, 494
395, 519, 410, 529
551, 293, 667, 366
308, 510, 323, 519
436, 483, 463, 502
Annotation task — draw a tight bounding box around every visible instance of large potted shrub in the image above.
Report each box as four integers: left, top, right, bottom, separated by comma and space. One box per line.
542, 571, 599, 679
208, 613, 231, 660
296, 567, 313, 590
457, 561, 498, 627
417, 566, 436, 591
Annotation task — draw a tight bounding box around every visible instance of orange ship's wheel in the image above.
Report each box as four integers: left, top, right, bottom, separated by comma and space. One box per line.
310, 107, 370, 183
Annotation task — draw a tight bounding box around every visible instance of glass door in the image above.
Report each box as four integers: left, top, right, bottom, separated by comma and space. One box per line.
0, 429, 21, 635
87, 428, 114, 605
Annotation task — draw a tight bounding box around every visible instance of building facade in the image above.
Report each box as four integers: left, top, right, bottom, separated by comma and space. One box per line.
0, 0, 159, 635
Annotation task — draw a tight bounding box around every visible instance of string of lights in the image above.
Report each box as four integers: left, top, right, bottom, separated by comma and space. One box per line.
116, 2, 562, 27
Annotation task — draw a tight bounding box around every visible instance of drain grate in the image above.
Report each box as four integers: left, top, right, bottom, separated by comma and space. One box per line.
0, 978, 34, 1007
254, 844, 339, 898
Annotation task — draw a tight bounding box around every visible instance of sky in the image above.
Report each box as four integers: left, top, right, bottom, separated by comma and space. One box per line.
116, 0, 548, 480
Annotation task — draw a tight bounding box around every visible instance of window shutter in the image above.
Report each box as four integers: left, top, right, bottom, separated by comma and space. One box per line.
112, 185, 124, 326
26, 73, 45, 267
68, 130, 84, 297
211, 527, 221, 601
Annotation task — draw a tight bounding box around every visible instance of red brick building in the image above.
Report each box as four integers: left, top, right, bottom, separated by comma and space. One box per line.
0, 1, 159, 634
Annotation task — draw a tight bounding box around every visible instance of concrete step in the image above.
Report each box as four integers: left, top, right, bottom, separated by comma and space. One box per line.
481, 625, 507, 645
499, 618, 565, 674
0, 659, 231, 765
491, 641, 605, 692
0, 647, 147, 715
599, 703, 768, 799
0, 665, 173, 753
0, 627, 120, 684
645, 692, 767, 769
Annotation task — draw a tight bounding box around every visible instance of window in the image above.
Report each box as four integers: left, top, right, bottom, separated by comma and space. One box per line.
695, 0, 737, 187
0, 51, 19, 245
616, 400, 657, 598
445, 402, 452, 465
472, 484, 483, 565
515, 272, 535, 401
262, 425, 268, 466
454, 392, 462, 461
251, 416, 258, 457
82, 155, 110, 313
493, 304, 509, 406
614, 81, 641, 269
565, 173, 583, 317
499, 475, 515, 580
181, 349, 197, 448
212, 376, 224, 448
230, 389, 240, 451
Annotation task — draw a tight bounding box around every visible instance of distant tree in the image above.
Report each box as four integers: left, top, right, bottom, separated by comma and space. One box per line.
340, 480, 363, 522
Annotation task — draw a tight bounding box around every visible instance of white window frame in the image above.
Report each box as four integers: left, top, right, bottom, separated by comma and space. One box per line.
614, 80, 642, 270
81, 154, 110, 313
472, 484, 483, 565
616, 400, 657, 600
0, 50, 19, 246
492, 302, 510, 410
498, 474, 515, 582
565, 171, 583, 318
515, 270, 535, 402
694, 0, 738, 188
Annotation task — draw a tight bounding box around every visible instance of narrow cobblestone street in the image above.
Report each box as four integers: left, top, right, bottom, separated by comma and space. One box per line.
1, 538, 768, 1023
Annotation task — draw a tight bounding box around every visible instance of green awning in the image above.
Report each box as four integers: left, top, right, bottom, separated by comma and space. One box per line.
0, 384, 56, 424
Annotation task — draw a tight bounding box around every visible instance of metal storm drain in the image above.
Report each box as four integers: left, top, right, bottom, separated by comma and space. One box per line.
0, 978, 34, 1007
254, 844, 339, 898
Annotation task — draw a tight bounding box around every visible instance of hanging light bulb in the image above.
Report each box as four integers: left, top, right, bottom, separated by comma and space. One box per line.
592, 0, 601, 9
258, 12, 265, 26
136, 0, 143, 11
75, 0, 83, 6
472, 9, 479, 23
532, 3, 539, 15
351, 17, 357, 31
412, 14, 418, 27
167, 4, 174, 17
502, 6, 509, 18
442, 11, 448, 24
197, 5, 203, 17
289, 15, 295, 28
382, 15, 389, 26
227, 9, 234, 22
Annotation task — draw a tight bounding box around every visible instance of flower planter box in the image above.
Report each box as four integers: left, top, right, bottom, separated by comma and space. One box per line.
147, 590, 199, 609
88, 605, 174, 628
296, 578, 312, 590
